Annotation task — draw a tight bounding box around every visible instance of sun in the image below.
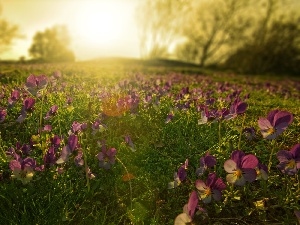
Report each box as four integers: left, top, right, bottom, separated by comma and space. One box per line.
72, 2, 126, 48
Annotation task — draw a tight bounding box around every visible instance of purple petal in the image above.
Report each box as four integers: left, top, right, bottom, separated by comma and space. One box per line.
68, 134, 78, 152
224, 159, 237, 173
258, 118, 272, 130
177, 166, 187, 181
187, 191, 198, 218
9, 160, 21, 170
277, 150, 292, 163
206, 172, 217, 187
267, 110, 279, 125
231, 150, 245, 164
290, 144, 300, 158
205, 155, 216, 167
273, 111, 293, 128
236, 102, 247, 114
214, 177, 226, 191
241, 154, 258, 169
212, 189, 222, 201
242, 168, 257, 182
234, 176, 246, 186
56, 146, 71, 164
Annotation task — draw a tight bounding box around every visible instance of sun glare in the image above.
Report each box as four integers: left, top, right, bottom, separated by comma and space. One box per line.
72, 2, 128, 48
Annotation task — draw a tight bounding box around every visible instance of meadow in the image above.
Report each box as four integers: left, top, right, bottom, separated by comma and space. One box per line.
0, 60, 299, 225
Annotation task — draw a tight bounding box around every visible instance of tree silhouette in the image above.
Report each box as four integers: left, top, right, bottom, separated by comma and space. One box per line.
29, 25, 75, 62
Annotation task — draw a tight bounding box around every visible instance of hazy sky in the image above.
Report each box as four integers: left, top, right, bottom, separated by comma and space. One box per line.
0, 0, 140, 60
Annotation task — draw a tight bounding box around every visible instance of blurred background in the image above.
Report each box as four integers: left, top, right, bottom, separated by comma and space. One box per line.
0, 0, 299, 75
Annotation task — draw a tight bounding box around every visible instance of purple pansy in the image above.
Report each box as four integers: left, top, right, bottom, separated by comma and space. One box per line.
225, 98, 247, 120
25, 74, 48, 96
255, 163, 268, 180
243, 127, 256, 140
196, 152, 216, 176
258, 109, 293, 139
124, 135, 135, 152
224, 150, 258, 186
44, 105, 58, 120
195, 172, 226, 203
44, 146, 57, 167
97, 141, 117, 170
168, 160, 188, 189
8, 89, 20, 107
17, 97, 36, 123
277, 143, 300, 175
56, 134, 78, 164
74, 150, 84, 166
10, 157, 36, 184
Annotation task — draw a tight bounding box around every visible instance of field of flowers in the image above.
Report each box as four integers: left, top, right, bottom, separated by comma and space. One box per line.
0, 62, 299, 224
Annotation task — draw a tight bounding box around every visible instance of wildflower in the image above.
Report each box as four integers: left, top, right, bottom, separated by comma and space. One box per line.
168, 161, 188, 189
124, 135, 135, 152
8, 89, 20, 108
56, 134, 78, 164
10, 157, 36, 184
97, 141, 117, 170
165, 112, 174, 123
17, 97, 36, 123
224, 150, 258, 186
44, 105, 58, 120
174, 191, 201, 224
92, 119, 106, 135
243, 127, 256, 140
195, 172, 226, 203
277, 143, 300, 175
42, 125, 52, 132
225, 98, 247, 120
44, 146, 56, 167
0, 108, 7, 122
74, 150, 84, 166
255, 163, 268, 180
258, 109, 293, 139
25, 74, 48, 96
196, 152, 216, 176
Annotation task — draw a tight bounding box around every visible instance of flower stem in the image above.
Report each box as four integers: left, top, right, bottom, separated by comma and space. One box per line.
218, 120, 222, 151
238, 114, 246, 150
81, 135, 90, 192
116, 156, 132, 211
267, 140, 276, 171
39, 91, 45, 133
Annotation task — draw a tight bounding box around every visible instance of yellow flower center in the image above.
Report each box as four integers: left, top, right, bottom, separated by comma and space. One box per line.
287, 159, 296, 169
204, 187, 211, 196
234, 169, 242, 178
266, 127, 275, 135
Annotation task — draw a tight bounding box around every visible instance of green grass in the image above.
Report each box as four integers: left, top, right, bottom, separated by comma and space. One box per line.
0, 60, 299, 224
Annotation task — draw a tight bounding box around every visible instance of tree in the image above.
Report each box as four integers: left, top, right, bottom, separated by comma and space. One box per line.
135, 0, 190, 59
0, 5, 20, 54
29, 25, 75, 62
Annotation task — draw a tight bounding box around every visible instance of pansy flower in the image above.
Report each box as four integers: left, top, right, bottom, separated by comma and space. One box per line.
17, 97, 36, 123
97, 141, 117, 170
258, 109, 293, 139
196, 152, 216, 176
44, 105, 58, 120
174, 191, 198, 224
56, 134, 79, 164
10, 157, 36, 184
195, 172, 226, 203
243, 127, 256, 140
44, 146, 56, 167
124, 135, 135, 152
225, 98, 247, 120
255, 163, 268, 180
25, 74, 48, 96
277, 143, 300, 175
8, 89, 20, 108
224, 150, 258, 186
168, 161, 188, 189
